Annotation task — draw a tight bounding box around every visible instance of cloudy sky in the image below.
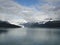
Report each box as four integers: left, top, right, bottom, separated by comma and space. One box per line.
0, 0, 60, 24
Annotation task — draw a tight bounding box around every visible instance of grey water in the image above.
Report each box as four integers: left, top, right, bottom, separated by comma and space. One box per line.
0, 28, 60, 45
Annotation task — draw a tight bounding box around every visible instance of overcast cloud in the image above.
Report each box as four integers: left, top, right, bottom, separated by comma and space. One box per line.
0, 0, 60, 24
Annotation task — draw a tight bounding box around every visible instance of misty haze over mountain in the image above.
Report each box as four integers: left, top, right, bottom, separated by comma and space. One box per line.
0, 0, 60, 25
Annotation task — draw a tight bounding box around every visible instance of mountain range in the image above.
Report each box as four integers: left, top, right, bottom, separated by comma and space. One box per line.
0, 21, 21, 28
23, 20, 60, 28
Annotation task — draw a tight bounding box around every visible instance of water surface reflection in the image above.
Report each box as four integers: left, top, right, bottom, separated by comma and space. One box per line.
0, 28, 60, 45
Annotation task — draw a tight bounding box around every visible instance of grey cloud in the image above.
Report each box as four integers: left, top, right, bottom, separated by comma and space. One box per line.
0, 0, 60, 24
0, 0, 37, 23
36, 0, 60, 20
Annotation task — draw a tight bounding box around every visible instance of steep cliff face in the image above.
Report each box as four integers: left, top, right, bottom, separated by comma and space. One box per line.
0, 21, 21, 28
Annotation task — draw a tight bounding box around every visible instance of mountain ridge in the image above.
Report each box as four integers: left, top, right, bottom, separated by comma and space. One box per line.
0, 21, 21, 28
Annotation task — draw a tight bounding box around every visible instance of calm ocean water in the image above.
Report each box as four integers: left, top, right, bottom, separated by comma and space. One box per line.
0, 28, 60, 45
